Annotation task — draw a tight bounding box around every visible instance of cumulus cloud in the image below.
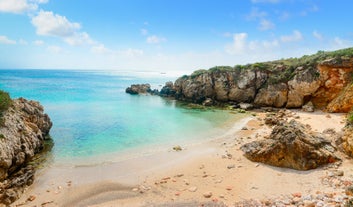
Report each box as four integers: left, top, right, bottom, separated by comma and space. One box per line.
146, 35, 166, 44
141, 29, 148, 36
31, 10, 95, 46
32, 10, 80, 37
259, 19, 275, 30
0, 35, 16, 44
225, 32, 280, 55
247, 8, 275, 31
0, 0, 47, 14
312, 30, 323, 40
247, 8, 267, 20
280, 30, 303, 42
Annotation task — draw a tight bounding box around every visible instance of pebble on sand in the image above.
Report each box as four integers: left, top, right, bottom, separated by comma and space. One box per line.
203, 191, 213, 198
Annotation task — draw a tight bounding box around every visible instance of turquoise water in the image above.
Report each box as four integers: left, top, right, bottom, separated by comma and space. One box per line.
0, 70, 239, 161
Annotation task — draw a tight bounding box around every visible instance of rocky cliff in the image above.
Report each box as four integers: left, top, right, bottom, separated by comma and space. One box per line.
0, 97, 52, 205
160, 48, 353, 112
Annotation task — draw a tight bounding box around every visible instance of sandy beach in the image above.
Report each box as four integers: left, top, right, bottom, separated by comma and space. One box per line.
12, 110, 351, 207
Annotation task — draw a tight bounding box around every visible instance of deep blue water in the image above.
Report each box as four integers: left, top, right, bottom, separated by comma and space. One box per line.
0, 70, 238, 161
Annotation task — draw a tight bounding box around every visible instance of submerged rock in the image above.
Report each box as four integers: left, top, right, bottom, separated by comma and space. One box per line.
0, 98, 52, 205
241, 120, 339, 170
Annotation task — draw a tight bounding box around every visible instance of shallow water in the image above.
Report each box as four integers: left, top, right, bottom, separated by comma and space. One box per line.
0, 70, 243, 163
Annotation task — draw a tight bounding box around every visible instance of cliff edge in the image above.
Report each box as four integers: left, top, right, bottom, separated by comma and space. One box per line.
0, 94, 52, 205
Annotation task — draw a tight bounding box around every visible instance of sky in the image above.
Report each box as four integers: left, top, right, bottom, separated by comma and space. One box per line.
0, 0, 352, 75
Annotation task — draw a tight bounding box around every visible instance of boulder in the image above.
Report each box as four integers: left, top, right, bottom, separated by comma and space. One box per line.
241, 120, 339, 170
302, 101, 315, 112
125, 84, 152, 95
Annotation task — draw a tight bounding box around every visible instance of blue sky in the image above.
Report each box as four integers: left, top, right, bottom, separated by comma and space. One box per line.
0, 0, 352, 75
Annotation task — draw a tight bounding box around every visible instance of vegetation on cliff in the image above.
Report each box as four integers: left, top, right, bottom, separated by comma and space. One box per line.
0, 90, 11, 114
169, 47, 353, 110
187, 47, 353, 82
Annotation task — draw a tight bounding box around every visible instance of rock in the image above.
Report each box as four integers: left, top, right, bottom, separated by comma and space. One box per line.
159, 81, 176, 97
345, 186, 353, 196
227, 164, 235, 169
342, 125, 353, 157
241, 120, 339, 170
125, 84, 152, 95
202, 98, 214, 106
239, 103, 254, 110
302, 101, 315, 112
203, 191, 213, 198
0, 98, 52, 206
188, 186, 198, 192
172, 145, 182, 151
254, 83, 288, 108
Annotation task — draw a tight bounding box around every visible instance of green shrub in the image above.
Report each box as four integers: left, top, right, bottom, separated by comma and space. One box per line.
0, 90, 12, 114
348, 112, 353, 124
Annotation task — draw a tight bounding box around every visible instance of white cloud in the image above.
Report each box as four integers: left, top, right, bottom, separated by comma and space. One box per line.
226, 33, 248, 55
0, 0, 47, 14
31, 10, 95, 46
33, 40, 44, 45
313, 30, 323, 40
247, 8, 267, 20
141, 29, 148, 36
259, 19, 275, 30
64, 32, 94, 46
146, 35, 166, 44
32, 10, 80, 37
0, 35, 16, 44
280, 30, 303, 42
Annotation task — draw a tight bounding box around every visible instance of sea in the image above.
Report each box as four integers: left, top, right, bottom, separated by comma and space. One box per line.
0, 69, 243, 164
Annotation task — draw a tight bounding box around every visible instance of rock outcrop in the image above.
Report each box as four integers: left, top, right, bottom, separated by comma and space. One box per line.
241, 120, 339, 170
125, 84, 152, 95
153, 48, 353, 112
0, 98, 52, 205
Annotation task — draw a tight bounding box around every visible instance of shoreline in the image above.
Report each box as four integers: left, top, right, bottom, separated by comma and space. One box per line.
12, 114, 252, 206
12, 110, 352, 207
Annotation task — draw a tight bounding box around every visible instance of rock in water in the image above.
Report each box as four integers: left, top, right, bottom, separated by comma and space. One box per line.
241, 120, 339, 170
0, 98, 52, 205
125, 84, 152, 95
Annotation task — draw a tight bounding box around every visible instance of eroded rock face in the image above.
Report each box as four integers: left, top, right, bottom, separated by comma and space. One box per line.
286, 67, 321, 108
326, 84, 353, 113
0, 98, 52, 205
241, 120, 339, 170
159, 57, 353, 112
342, 123, 353, 157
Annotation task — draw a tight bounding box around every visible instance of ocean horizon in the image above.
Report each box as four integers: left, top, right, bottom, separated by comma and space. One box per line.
0, 69, 242, 164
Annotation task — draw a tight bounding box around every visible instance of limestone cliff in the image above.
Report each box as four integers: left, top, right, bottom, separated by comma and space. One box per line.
0, 97, 52, 205
161, 48, 353, 112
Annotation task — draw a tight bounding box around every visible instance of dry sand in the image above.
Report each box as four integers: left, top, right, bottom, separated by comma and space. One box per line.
12, 110, 352, 207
